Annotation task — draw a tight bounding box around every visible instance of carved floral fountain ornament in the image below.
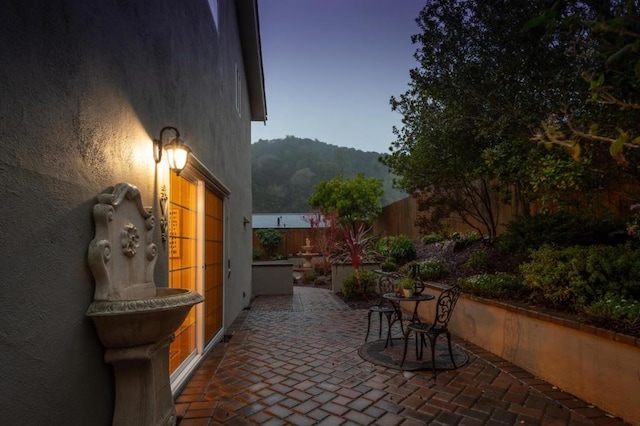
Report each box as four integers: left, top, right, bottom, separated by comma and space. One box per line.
86, 183, 203, 426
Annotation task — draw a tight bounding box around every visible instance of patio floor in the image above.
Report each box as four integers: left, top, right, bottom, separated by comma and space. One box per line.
175, 286, 626, 425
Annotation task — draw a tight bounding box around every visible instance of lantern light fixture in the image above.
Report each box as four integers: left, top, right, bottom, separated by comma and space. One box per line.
153, 126, 191, 175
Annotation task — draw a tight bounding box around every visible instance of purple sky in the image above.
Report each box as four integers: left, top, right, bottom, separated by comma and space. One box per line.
252, 0, 425, 154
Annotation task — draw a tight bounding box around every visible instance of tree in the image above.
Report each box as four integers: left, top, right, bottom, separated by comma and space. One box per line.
308, 173, 383, 227
383, 0, 619, 236
529, 2, 640, 166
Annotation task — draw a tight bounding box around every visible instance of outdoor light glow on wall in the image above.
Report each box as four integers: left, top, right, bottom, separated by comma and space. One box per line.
153, 126, 192, 175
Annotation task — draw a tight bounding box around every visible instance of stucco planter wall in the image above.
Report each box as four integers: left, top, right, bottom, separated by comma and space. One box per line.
414, 284, 640, 425
331, 263, 380, 293
252, 261, 294, 296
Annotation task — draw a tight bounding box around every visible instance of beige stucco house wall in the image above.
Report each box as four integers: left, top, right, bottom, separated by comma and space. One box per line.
0, 1, 265, 424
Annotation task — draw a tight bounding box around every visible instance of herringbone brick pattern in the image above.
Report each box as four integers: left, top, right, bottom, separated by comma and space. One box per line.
175, 287, 626, 425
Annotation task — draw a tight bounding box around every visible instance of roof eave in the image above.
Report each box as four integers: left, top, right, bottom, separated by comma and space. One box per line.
236, 0, 267, 122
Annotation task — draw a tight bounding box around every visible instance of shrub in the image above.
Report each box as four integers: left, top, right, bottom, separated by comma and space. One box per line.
380, 259, 398, 272
303, 269, 317, 283
314, 276, 329, 286
463, 248, 490, 272
252, 247, 265, 261
417, 259, 449, 281
585, 294, 640, 333
422, 233, 445, 244
520, 243, 640, 311
498, 211, 628, 254
342, 269, 378, 300
375, 235, 416, 266
459, 273, 526, 299
313, 260, 331, 276
450, 231, 481, 251
255, 229, 282, 258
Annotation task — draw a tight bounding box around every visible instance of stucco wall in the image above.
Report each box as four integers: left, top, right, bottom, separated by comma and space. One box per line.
0, 1, 255, 424
252, 262, 294, 295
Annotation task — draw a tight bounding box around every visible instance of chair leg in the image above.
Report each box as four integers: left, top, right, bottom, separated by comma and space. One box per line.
378, 312, 383, 338
385, 312, 393, 339
365, 311, 372, 342
384, 312, 393, 348
428, 335, 437, 377
400, 328, 411, 368
414, 332, 420, 360
446, 332, 456, 368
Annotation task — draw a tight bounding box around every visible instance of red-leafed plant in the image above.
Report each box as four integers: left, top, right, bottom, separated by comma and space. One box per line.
335, 222, 375, 299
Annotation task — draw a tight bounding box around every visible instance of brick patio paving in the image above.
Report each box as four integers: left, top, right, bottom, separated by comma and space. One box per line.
175, 287, 626, 425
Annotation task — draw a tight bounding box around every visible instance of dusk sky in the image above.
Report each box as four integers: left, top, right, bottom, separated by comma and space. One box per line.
251, 0, 425, 154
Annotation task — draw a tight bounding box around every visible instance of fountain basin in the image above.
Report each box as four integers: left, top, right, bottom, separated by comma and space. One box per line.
86, 288, 204, 348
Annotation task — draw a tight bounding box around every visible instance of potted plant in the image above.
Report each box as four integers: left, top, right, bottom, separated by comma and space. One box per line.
399, 277, 415, 298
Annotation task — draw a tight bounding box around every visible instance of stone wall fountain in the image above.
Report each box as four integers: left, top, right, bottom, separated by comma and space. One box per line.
85, 183, 203, 426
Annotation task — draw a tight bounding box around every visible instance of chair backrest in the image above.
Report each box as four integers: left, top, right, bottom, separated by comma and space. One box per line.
431, 285, 461, 331
375, 272, 402, 301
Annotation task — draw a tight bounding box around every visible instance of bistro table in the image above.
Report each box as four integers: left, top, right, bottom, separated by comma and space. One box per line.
382, 292, 434, 348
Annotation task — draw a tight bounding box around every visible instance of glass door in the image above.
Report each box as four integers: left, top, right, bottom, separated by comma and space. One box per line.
204, 188, 224, 344
168, 173, 226, 376
168, 174, 198, 373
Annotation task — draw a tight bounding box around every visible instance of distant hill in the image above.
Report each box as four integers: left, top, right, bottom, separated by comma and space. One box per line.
252, 136, 406, 213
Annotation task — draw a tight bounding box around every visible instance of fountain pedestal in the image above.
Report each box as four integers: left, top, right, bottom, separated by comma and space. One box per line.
299, 245, 318, 268
299, 238, 319, 268
105, 337, 175, 426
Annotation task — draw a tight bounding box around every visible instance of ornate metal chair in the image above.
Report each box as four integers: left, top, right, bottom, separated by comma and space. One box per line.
365, 272, 401, 343
400, 285, 461, 377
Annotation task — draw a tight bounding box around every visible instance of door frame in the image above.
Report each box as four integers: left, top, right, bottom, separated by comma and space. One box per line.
169, 156, 230, 393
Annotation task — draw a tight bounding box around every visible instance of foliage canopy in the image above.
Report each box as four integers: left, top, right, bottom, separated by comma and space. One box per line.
308, 173, 384, 226
383, 0, 640, 237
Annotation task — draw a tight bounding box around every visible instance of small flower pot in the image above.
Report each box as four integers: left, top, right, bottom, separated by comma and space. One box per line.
402, 288, 414, 298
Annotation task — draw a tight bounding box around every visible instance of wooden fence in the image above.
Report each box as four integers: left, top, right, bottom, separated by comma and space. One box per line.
255, 182, 636, 254
371, 193, 522, 240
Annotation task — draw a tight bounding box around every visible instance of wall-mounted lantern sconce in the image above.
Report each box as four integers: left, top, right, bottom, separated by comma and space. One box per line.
153, 126, 192, 175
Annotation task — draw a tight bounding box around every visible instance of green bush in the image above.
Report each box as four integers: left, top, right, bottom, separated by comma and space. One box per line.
417, 259, 449, 281
314, 276, 328, 286
380, 259, 398, 272
422, 233, 445, 244
459, 273, 526, 299
255, 229, 282, 258
520, 243, 640, 311
303, 269, 317, 282
342, 269, 378, 300
498, 211, 628, 254
375, 235, 416, 266
252, 247, 265, 260
585, 294, 640, 331
463, 248, 490, 272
